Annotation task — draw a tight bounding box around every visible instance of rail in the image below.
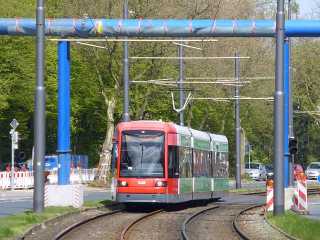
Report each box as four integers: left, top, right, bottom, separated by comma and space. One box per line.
120, 209, 164, 240
53, 208, 123, 240
181, 205, 219, 240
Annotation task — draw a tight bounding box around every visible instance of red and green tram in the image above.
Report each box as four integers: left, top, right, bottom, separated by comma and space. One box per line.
110, 120, 229, 203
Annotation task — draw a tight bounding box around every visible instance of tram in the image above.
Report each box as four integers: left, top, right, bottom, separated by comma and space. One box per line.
110, 120, 229, 203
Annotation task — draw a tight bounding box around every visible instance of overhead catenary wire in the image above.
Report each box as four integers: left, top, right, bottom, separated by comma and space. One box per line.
131, 80, 250, 84
193, 97, 274, 101
49, 38, 219, 42
130, 56, 251, 60
294, 111, 320, 115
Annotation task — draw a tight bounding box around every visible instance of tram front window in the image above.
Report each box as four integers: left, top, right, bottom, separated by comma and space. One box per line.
120, 130, 165, 178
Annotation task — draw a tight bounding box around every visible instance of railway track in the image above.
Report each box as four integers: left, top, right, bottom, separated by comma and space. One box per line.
182, 204, 258, 240
120, 209, 164, 240
54, 209, 123, 240
27, 187, 320, 240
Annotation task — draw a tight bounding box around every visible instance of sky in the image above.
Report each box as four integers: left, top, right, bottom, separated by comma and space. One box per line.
297, 0, 318, 17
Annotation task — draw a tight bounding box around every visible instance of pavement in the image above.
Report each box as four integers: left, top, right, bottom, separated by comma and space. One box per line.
306, 196, 320, 220
0, 186, 111, 217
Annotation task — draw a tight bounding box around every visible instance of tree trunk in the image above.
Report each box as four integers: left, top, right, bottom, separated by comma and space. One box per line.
97, 96, 116, 182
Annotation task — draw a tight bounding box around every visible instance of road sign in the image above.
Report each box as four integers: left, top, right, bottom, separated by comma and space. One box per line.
10, 119, 19, 129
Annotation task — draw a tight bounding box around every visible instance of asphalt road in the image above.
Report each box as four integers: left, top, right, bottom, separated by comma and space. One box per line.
0, 186, 111, 217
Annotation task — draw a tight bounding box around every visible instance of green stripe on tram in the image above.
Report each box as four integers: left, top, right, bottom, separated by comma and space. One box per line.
180, 135, 192, 147
214, 178, 229, 191
194, 177, 211, 192
217, 143, 228, 152
179, 178, 193, 193
193, 139, 210, 151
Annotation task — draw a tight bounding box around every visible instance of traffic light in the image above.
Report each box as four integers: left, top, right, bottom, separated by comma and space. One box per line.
289, 138, 298, 155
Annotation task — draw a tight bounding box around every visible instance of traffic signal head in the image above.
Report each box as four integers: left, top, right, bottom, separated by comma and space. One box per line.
289, 138, 298, 155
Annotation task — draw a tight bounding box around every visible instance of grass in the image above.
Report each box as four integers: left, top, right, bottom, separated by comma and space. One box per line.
229, 187, 265, 193
0, 206, 76, 239
268, 211, 320, 240
83, 199, 112, 208
0, 199, 112, 240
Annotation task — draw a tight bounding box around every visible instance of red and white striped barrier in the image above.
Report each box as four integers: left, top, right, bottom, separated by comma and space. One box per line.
0, 171, 34, 190
47, 168, 97, 185
266, 180, 274, 211
0, 169, 97, 190
292, 173, 308, 213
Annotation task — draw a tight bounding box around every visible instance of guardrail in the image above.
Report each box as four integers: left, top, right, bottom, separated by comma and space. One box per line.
0, 168, 97, 190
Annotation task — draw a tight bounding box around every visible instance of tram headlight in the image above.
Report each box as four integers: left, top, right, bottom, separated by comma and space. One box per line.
118, 180, 128, 187
155, 181, 167, 187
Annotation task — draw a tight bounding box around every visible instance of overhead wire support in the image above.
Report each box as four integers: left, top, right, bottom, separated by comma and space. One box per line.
171, 92, 192, 113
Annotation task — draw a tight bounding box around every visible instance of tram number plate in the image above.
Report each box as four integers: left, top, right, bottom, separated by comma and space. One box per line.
138, 181, 146, 185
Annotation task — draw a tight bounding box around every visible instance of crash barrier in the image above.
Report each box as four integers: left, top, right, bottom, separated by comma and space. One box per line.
265, 174, 309, 213
46, 168, 97, 184
292, 173, 308, 213
0, 171, 34, 189
265, 179, 274, 211
0, 168, 97, 190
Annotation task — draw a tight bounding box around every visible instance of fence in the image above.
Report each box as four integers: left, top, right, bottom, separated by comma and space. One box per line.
47, 168, 97, 184
0, 168, 97, 190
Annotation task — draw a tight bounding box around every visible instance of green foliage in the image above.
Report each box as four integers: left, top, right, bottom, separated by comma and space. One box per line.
268, 211, 320, 240
0, 206, 75, 239
0, 0, 315, 174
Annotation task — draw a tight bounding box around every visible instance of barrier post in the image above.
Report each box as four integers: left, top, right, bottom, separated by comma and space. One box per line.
266, 179, 274, 211
292, 173, 308, 214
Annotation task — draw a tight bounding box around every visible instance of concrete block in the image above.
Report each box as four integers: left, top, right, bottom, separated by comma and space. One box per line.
285, 187, 295, 210
45, 184, 83, 208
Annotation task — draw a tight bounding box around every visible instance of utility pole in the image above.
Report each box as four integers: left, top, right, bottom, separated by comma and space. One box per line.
179, 41, 185, 126
248, 145, 251, 169
274, 0, 285, 215
34, 0, 45, 213
10, 119, 19, 190
235, 52, 241, 189
122, 0, 130, 122
288, 0, 294, 187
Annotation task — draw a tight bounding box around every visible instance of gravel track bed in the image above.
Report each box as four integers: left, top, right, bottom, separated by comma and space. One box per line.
60, 211, 146, 240
186, 204, 253, 240
237, 206, 291, 240
23, 205, 122, 240
125, 204, 217, 240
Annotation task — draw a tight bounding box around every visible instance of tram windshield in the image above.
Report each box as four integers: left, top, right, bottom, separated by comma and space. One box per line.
120, 130, 165, 178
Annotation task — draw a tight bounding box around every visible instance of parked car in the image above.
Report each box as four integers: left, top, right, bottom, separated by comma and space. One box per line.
305, 162, 320, 180
293, 164, 304, 180
245, 163, 267, 181
265, 164, 274, 179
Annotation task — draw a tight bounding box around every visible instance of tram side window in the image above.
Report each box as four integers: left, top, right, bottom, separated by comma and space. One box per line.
168, 146, 179, 178
111, 142, 118, 172
193, 150, 211, 177
179, 147, 192, 178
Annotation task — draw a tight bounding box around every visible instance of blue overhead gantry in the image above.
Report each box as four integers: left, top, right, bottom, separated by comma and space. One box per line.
1, 16, 319, 212
0, 19, 320, 37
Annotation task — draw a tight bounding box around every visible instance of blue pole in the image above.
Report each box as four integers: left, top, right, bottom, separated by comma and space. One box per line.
284, 39, 290, 188
57, 41, 71, 185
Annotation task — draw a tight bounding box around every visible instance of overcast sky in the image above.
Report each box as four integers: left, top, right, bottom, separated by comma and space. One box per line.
297, 0, 318, 17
